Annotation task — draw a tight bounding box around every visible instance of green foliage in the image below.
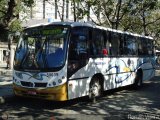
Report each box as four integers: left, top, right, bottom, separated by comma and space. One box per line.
0, 0, 34, 42
9, 19, 23, 32
0, 0, 8, 21
123, 0, 159, 35
0, 0, 159, 45
22, 0, 34, 7
72, 0, 160, 45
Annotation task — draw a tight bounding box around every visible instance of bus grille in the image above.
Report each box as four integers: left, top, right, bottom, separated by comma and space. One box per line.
35, 83, 47, 87
21, 81, 47, 88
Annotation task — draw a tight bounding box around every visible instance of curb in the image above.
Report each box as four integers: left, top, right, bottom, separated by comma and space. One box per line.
0, 84, 14, 104
0, 82, 12, 86
0, 71, 12, 76
0, 95, 14, 104
0, 68, 13, 76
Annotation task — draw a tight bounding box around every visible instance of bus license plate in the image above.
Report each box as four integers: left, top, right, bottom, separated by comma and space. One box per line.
27, 91, 37, 95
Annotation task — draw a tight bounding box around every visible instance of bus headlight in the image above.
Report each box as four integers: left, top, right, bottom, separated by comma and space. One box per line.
53, 81, 56, 86
48, 83, 52, 87
14, 79, 21, 86
58, 79, 62, 83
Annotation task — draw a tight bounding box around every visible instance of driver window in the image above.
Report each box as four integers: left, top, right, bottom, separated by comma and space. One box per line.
68, 27, 89, 77
68, 28, 88, 60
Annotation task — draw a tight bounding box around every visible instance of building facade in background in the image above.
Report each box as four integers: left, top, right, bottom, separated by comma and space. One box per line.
21, 0, 98, 27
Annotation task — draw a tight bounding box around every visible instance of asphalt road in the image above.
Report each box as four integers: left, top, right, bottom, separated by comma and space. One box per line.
0, 71, 160, 120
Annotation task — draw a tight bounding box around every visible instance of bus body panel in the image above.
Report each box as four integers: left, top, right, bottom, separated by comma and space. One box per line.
13, 64, 69, 101
13, 22, 155, 101
67, 77, 91, 100
67, 56, 155, 100
13, 56, 155, 101
13, 83, 68, 101
67, 58, 96, 100
137, 57, 155, 81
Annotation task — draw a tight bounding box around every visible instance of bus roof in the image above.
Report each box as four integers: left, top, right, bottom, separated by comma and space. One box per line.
26, 21, 153, 40
49, 21, 94, 27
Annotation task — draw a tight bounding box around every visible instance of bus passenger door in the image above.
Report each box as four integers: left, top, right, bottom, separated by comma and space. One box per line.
67, 33, 89, 78
67, 27, 90, 99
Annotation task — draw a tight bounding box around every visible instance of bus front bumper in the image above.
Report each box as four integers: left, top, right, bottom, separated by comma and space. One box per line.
13, 83, 68, 101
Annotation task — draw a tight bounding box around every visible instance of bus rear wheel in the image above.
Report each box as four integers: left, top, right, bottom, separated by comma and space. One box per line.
132, 70, 143, 89
89, 77, 102, 103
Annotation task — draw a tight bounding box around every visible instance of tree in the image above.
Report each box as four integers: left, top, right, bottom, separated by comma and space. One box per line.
72, 0, 132, 29
0, 0, 34, 41
72, 0, 160, 35
121, 0, 160, 35
47, 0, 66, 21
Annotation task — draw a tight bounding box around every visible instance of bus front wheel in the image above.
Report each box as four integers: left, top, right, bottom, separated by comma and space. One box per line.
89, 77, 102, 103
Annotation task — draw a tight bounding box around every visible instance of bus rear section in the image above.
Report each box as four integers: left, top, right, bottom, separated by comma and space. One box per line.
66, 24, 155, 100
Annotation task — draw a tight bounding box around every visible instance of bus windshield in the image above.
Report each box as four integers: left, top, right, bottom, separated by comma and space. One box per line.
14, 26, 69, 70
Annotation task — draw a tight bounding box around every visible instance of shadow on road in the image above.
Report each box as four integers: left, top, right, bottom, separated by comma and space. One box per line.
1, 75, 160, 120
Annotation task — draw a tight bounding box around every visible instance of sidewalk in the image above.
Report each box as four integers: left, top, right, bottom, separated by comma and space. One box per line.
0, 68, 13, 104
0, 67, 13, 84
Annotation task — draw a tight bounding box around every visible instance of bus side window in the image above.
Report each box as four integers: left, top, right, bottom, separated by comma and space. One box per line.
110, 32, 120, 56
138, 37, 148, 56
147, 39, 154, 56
91, 29, 105, 57
68, 35, 78, 60
142, 38, 148, 55
103, 31, 110, 56
138, 37, 143, 55
123, 35, 138, 56
119, 34, 124, 55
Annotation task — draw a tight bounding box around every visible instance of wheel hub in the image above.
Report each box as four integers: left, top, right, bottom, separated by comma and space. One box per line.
92, 83, 99, 97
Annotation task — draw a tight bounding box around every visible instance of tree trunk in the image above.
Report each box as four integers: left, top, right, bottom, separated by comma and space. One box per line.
115, 0, 122, 29
43, 0, 45, 19
142, 10, 148, 35
73, 0, 77, 22
4, 0, 16, 28
87, 1, 90, 21
62, 0, 65, 21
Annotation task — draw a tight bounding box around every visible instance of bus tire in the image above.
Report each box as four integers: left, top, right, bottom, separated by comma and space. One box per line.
132, 70, 143, 89
89, 76, 102, 103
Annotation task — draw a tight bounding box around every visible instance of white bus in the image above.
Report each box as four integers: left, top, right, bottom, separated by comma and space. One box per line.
13, 22, 155, 101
